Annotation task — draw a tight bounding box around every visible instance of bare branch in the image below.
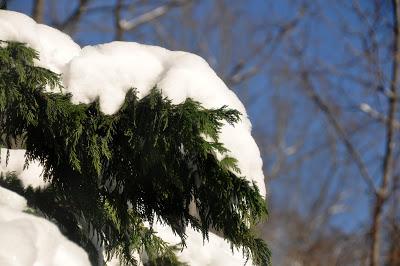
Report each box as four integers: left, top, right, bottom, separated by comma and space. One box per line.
226, 13, 303, 86
300, 71, 377, 194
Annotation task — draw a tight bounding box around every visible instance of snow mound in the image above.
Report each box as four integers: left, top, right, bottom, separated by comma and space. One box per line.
153, 223, 252, 266
0, 10, 265, 196
0, 11, 80, 74
106, 221, 252, 266
0, 186, 27, 211
0, 186, 90, 266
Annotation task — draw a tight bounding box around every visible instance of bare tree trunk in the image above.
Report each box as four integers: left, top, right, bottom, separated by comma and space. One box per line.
114, 0, 124, 41
387, 222, 400, 265
387, 173, 400, 265
58, 0, 90, 34
370, 196, 385, 266
32, 0, 45, 23
369, 1, 400, 265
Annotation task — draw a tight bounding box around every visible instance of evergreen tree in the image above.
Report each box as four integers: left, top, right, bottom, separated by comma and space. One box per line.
0, 41, 270, 265
0, 0, 6, 10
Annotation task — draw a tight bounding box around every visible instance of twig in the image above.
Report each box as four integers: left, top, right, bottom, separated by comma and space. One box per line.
358, 103, 400, 128
119, 0, 192, 31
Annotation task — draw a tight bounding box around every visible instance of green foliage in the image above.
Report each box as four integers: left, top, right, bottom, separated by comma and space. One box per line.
0, 40, 270, 265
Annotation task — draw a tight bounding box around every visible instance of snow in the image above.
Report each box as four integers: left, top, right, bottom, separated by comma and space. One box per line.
0, 10, 266, 265
64, 42, 265, 195
0, 10, 265, 196
0, 148, 48, 189
152, 223, 252, 266
105, 221, 252, 266
0, 186, 91, 266
0, 11, 80, 74
0, 186, 26, 211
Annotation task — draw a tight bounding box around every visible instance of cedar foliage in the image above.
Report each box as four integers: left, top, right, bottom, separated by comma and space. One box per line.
0, 41, 270, 266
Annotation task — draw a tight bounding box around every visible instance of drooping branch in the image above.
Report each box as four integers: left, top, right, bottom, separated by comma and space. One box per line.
0, 41, 270, 266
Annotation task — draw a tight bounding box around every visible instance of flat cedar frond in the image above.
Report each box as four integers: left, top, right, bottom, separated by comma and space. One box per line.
0, 41, 270, 266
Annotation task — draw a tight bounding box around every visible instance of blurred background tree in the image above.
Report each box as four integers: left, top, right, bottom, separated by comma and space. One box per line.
5, 0, 400, 265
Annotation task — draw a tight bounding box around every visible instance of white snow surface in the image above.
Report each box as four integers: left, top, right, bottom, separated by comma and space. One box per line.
0, 11, 80, 74
0, 10, 265, 196
0, 148, 48, 189
0, 186, 91, 266
152, 223, 252, 266
106, 221, 252, 266
0, 148, 253, 266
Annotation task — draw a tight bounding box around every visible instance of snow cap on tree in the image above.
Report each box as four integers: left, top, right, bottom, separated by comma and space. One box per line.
0, 10, 269, 266
0, 10, 265, 196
